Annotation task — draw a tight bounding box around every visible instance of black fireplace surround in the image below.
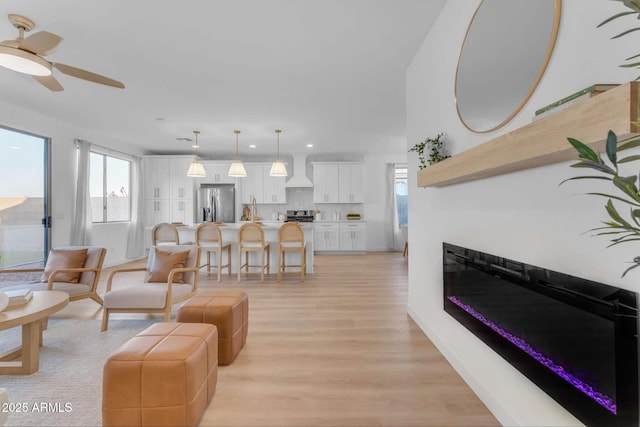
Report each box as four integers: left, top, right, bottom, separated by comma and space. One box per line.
443, 243, 639, 427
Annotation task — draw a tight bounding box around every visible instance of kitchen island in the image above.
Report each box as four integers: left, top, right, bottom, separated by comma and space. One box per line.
148, 222, 314, 275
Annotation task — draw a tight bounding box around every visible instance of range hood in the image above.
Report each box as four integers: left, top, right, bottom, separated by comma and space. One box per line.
285, 154, 314, 188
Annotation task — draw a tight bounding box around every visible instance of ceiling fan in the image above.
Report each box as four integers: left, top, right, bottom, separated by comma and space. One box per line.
0, 14, 124, 91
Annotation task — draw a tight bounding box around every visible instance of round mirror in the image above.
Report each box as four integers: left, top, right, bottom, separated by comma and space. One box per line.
455, 0, 561, 133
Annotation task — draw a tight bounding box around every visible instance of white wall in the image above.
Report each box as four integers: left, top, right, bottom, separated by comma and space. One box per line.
363, 153, 406, 251
407, 1, 638, 426
0, 100, 143, 265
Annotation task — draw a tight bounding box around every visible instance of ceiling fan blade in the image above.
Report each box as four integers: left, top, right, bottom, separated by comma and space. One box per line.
0, 39, 20, 48
53, 63, 125, 89
20, 31, 63, 56
33, 75, 64, 91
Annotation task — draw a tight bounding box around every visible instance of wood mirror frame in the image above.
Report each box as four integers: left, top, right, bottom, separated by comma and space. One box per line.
454, 0, 562, 133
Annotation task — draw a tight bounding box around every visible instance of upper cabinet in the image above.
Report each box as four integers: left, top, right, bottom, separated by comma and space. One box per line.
240, 163, 287, 204
200, 161, 236, 184
313, 162, 363, 203
338, 163, 364, 203
144, 157, 170, 200
241, 164, 264, 204
169, 157, 194, 200
143, 155, 194, 225
312, 163, 340, 203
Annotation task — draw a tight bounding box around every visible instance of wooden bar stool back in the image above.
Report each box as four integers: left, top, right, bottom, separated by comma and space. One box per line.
237, 223, 270, 282
196, 223, 231, 282
277, 222, 306, 282
152, 223, 180, 246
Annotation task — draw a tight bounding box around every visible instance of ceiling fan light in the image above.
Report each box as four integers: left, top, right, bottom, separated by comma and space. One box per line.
0, 45, 51, 76
187, 159, 206, 177
228, 160, 247, 177
270, 160, 288, 177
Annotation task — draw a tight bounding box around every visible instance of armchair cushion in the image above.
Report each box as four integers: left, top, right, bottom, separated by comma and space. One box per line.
103, 283, 195, 309
40, 248, 88, 284
145, 247, 190, 284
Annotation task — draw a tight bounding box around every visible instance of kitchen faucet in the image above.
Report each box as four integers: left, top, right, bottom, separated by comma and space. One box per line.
251, 197, 257, 222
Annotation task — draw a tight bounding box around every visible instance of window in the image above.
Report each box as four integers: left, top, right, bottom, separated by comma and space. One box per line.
395, 165, 408, 227
89, 152, 131, 222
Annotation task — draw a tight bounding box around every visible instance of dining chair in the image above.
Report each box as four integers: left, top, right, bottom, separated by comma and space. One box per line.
195, 222, 231, 282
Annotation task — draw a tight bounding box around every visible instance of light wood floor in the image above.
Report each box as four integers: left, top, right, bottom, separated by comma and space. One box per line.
56, 251, 499, 427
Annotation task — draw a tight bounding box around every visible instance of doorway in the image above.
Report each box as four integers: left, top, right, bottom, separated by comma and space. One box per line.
0, 125, 50, 268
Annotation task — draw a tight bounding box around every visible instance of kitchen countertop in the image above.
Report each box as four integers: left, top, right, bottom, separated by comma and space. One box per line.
312, 220, 366, 223
175, 222, 315, 230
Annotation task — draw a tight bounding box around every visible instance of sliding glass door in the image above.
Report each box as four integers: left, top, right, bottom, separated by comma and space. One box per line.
0, 125, 50, 268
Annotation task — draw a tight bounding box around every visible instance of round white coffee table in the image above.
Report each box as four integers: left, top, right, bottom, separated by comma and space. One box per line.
0, 291, 69, 374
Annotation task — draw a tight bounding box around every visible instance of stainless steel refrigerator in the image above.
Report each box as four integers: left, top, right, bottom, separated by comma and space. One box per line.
197, 184, 235, 223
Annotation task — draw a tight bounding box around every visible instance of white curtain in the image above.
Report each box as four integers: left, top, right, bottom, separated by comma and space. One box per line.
386, 163, 402, 251
71, 139, 93, 245
126, 156, 145, 259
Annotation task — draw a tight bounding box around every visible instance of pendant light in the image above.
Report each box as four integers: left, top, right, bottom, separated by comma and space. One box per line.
186, 130, 206, 177
269, 129, 288, 177
228, 130, 247, 177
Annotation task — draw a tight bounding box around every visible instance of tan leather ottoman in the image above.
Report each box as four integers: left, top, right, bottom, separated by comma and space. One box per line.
177, 290, 248, 365
102, 322, 218, 427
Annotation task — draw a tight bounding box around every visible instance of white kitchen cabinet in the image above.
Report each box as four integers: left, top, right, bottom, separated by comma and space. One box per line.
145, 199, 170, 225
240, 163, 287, 204
240, 164, 264, 204
263, 168, 287, 204
144, 155, 195, 226
169, 157, 194, 200
313, 222, 340, 252
312, 163, 340, 203
144, 157, 170, 200
170, 199, 194, 225
339, 221, 366, 252
201, 161, 236, 184
338, 163, 364, 203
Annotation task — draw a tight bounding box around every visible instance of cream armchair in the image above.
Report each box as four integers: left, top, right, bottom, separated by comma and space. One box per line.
101, 245, 200, 331
0, 246, 106, 305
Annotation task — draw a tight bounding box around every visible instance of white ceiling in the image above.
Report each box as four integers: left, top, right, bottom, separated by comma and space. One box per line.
0, 1, 446, 159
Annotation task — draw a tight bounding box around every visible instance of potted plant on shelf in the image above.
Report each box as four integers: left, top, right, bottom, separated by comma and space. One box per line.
598, 0, 640, 78
408, 132, 450, 170
562, 128, 640, 276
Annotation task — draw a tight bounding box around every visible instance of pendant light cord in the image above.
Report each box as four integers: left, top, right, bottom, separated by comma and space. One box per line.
235, 130, 241, 160
276, 129, 282, 160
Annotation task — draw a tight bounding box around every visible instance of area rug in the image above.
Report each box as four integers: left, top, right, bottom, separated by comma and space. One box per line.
0, 318, 157, 426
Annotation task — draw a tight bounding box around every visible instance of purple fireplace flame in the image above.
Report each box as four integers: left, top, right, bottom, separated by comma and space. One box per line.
448, 296, 617, 414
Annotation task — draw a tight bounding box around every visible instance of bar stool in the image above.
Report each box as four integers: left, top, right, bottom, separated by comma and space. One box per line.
277, 222, 306, 282
237, 222, 270, 282
196, 222, 231, 282
152, 223, 180, 246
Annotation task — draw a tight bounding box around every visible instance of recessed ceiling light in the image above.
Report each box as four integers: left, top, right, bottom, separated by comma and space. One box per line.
306, 144, 314, 148
9, 146, 19, 150
249, 144, 256, 148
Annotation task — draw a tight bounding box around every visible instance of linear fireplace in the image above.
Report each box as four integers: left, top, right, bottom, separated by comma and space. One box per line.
443, 243, 639, 427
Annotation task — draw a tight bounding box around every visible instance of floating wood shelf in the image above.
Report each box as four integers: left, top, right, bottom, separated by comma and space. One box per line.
418, 82, 640, 187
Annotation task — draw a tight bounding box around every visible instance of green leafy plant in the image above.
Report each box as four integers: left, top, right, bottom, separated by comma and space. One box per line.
598, 0, 640, 78
408, 132, 450, 170
562, 129, 640, 276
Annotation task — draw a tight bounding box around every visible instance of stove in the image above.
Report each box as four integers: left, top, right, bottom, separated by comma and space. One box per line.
285, 210, 314, 222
